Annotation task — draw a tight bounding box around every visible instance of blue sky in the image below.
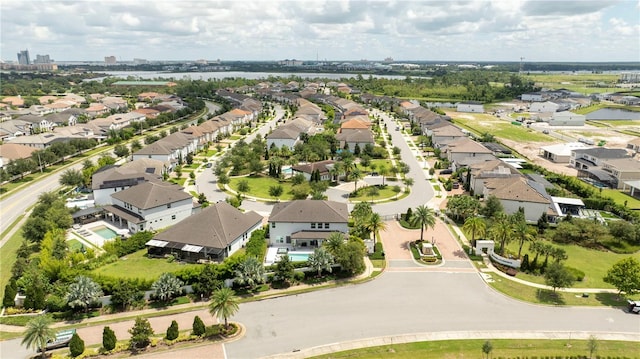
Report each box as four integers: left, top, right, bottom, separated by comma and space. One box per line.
1, 0, 639, 62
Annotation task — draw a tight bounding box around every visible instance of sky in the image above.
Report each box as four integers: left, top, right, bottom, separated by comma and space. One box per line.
1, 0, 639, 63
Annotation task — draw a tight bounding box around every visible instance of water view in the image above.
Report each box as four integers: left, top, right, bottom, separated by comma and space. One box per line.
585, 108, 640, 121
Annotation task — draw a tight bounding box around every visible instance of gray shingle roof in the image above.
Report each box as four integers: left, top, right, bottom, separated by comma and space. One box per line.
111, 181, 191, 209
154, 202, 262, 250
269, 200, 349, 223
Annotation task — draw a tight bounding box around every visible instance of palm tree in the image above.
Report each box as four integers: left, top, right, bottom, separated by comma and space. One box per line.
151, 273, 184, 303
66, 275, 103, 312
209, 287, 239, 330
22, 315, 56, 358
364, 213, 387, 244
378, 165, 388, 186
513, 221, 535, 258
323, 232, 345, 255
342, 157, 355, 181
234, 257, 265, 290
308, 247, 335, 277
410, 205, 436, 242
462, 216, 486, 242
490, 215, 514, 255
403, 177, 414, 190
350, 168, 364, 191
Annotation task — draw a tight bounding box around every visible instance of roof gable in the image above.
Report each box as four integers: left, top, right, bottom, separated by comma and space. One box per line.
269, 200, 349, 223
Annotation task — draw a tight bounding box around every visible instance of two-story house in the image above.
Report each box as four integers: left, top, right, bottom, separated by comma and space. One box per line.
104, 181, 195, 233
442, 138, 496, 169
91, 160, 165, 205
268, 200, 349, 248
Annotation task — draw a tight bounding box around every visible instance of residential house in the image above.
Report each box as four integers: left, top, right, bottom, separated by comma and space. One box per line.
0, 120, 30, 139
467, 159, 522, 195
100, 96, 128, 111
442, 138, 495, 169
292, 160, 336, 181
28, 105, 54, 116
266, 125, 302, 150
15, 115, 53, 132
0, 143, 37, 168
146, 202, 263, 262
529, 101, 560, 113
45, 112, 78, 127
626, 138, 640, 153
1, 96, 25, 107
91, 160, 164, 205
521, 92, 544, 102
336, 128, 374, 152
570, 147, 630, 170
85, 103, 109, 117
44, 101, 74, 113
104, 181, 195, 233
482, 176, 553, 222
430, 124, 467, 147
268, 200, 349, 248
540, 142, 590, 163
456, 101, 484, 113
132, 132, 197, 170
599, 158, 640, 189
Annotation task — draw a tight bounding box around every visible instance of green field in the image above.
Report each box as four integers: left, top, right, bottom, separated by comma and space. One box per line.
451, 116, 555, 142
0, 228, 24, 302
505, 240, 640, 289
350, 186, 400, 202
524, 73, 620, 95
311, 339, 639, 359
91, 249, 200, 280
601, 188, 640, 209
228, 175, 295, 200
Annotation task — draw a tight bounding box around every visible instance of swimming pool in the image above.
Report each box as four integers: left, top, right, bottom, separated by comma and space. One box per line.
282, 167, 293, 175
90, 225, 118, 240
287, 252, 312, 262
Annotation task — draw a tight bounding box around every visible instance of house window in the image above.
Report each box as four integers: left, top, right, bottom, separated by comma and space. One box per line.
167, 203, 172, 208
171, 215, 176, 220
271, 222, 276, 228
139, 225, 144, 230
311, 223, 316, 229
324, 223, 330, 229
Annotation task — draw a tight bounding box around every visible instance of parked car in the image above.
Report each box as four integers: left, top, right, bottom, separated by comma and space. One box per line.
205, 162, 213, 168
439, 169, 453, 175
40, 329, 76, 351
452, 182, 460, 189
627, 300, 640, 314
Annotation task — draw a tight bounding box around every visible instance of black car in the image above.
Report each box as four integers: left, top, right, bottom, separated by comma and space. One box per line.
439, 169, 453, 175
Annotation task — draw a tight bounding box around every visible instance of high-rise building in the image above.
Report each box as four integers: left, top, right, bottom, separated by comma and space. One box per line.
34, 54, 51, 64
104, 56, 117, 64
17, 49, 30, 65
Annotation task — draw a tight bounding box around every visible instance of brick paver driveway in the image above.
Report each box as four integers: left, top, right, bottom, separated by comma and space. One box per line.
380, 219, 474, 272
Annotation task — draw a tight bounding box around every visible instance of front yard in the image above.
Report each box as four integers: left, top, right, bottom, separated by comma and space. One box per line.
228, 176, 295, 200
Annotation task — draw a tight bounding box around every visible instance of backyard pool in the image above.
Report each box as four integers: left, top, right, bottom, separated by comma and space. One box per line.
287, 252, 312, 262
90, 225, 118, 240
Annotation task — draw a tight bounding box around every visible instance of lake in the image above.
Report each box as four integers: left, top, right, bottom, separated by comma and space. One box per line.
585, 108, 640, 120
100, 71, 423, 81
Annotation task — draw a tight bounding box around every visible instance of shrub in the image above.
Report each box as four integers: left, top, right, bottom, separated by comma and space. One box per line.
293, 271, 305, 282
565, 266, 585, 281
192, 316, 205, 336
102, 326, 117, 351
166, 320, 179, 340
205, 324, 222, 338
69, 333, 85, 357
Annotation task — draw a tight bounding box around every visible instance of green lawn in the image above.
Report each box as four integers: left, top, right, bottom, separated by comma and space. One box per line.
0, 228, 24, 302
601, 188, 640, 209
228, 175, 295, 200
67, 238, 85, 252
311, 339, 639, 359
504, 240, 640, 289
451, 117, 554, 142
349, 186, 400, 201
91, 249, 200, 281
360, 159, 394, 172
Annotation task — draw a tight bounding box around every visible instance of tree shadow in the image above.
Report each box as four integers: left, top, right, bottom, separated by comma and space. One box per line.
594, 292, 628, 309
535, 289, 566, 305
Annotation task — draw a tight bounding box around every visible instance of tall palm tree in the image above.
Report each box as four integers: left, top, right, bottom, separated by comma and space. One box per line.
462, 216, 486, 242
410, 205, 436, 242
350, 168, 364, 191
378, 165, 388, 186
22, 315, 56, 358
364, 213, 387, 244
208, 287, 240, 330
342, 157, 355, 181
513, 221, 535, 258
490, 215, 514, 255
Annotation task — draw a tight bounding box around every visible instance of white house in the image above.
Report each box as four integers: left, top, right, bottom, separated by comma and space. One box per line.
482, 176, 552, 222
91, 161, 164, 205
549, 111, 585, 126
104, 181, 195, 233
443, 138, 495, 168
268, 200, 349, 248
529, 101, 560, 113
456, 101, 484, 113
266, 125, 301, 150
132, 132, 197, 170
292, 160, 335, 181
521, 92, 544, 102
147, 201, 263, 262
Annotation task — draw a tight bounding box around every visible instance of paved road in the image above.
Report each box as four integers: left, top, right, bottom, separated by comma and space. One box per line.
225, 271, 640, 358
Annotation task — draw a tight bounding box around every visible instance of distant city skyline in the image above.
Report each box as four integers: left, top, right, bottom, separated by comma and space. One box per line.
1, 0, 639, 63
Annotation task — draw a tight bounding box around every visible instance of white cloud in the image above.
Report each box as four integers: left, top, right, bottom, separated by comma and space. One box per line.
0, 0, 637, 61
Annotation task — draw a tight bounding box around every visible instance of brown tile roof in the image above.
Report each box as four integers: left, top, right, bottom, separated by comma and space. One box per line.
0, 143, 37, 161
336, 129, 374, 143
445, 138, 492, 154
111, 181, 191, 209
269, 200, 349, 223
483, 177, 550, 204
267, 125, 300, 140
154, 201, 263, 251
340, 119, 370, 130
